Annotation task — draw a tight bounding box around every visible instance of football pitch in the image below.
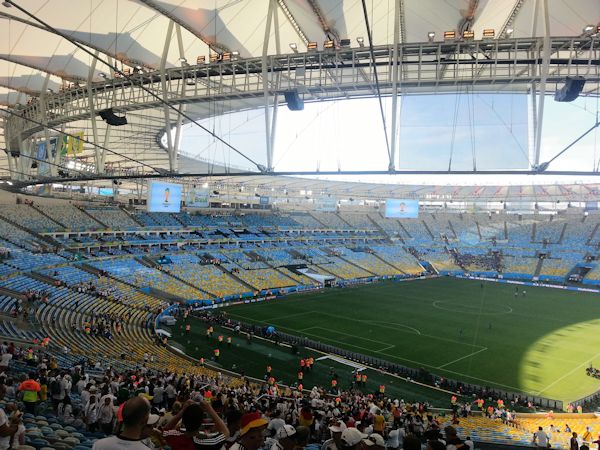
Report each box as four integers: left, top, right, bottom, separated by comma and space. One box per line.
217, 277, 600, 404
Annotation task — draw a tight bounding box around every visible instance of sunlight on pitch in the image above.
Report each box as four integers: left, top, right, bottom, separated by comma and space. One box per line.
519, 318, 600, 404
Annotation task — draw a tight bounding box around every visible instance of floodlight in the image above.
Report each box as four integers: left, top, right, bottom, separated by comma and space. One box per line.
222, 52, 231, 61
289, 42, 298, 52
427, 32, 435, 42
179, 57, 187, 63
324, 40, 335, 49
339, 38, 351, 47
209, 53, 219, 62
231, 51, 240, 61
98, 72, 107, 79
462, 30, 475, 40
505, 28, 514, 37
483, 29, 495, 39
444, 30, 456, 41
356, 37, 365, 46
196, 56, 206, 64
584, 25, 595, 33
307, 42, 318, 51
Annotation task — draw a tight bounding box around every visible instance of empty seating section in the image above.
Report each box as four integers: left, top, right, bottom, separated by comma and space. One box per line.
370, 245, 424, 274
89, 258, 207, 300
539, 258, 573, 278
423, 214, 454, 239
255, 248, 302, 266
235, 268, 300, 290
35, 204, 103, 230
506, 221, 533, 245
398, 219, 430, 244
39, 265, 97, 285
135, 212, 182, 227
339, 250, 399, 276
535, 220, 564, 242
1, 248, 65, 270
312, 212, 349, 228
502, 256, 538, 275
339, 213, 374, 229
451, 216, 480, 243
0, 219, 46, 251
368, 214, 401, 234
317, 257, 373, 279
0, 204, 62, 232
289, 213, 323, 228
478, 219, 505, 240
85, 207, 139, 229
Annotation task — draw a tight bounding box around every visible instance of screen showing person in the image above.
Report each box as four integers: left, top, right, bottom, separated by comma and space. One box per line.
385, 199, 419, 218
148, 182, 182, 212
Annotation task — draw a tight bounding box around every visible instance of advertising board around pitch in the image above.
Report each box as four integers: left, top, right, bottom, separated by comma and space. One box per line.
385, 199, 419, 218
147, 181, 182, 212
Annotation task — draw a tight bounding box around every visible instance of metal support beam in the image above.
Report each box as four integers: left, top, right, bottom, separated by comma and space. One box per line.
534, 0, 551, 167
160, 21, 176, 173
263, 0, 276, 172
389, 0, 401, 171
88, 51, 101, 173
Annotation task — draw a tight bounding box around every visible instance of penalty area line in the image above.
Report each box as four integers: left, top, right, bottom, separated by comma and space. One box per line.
437, 347, 489, 369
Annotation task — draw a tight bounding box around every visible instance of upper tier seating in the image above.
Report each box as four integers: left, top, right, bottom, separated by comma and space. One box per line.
84, 207, 139, 229
35, 204, 103, 230
0, 205, 62, 232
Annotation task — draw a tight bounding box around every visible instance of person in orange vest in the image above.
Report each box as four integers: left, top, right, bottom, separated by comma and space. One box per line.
298, 383, 303, 392
355, 372, 362, 385
226, 336, 232, 347
331, 379, 337, 388
451, 395, 457, 405
218, 335, 223, 346
185, 324, 191, 334
379, 384, 385, 394
361, 374, 368, 385
214, 348, 220, 361
297, 371, 304, 382
199, 357, 205, 366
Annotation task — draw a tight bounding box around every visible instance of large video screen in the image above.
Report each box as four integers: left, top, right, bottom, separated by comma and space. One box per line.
148, 182, 182, 212
187, 187, 210, 208
385, 199, 419, 219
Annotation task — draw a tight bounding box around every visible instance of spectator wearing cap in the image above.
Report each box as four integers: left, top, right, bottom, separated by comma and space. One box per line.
272, 424, 296, 450
229, 411, 268, 450
322, 420, 346, 450
163, 398, 229, 450
92, 396, 152, 449
340, 428, 368, 450
363, 433, 386, 450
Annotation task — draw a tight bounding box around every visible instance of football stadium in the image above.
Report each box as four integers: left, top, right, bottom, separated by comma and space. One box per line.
0, 1, 600, 449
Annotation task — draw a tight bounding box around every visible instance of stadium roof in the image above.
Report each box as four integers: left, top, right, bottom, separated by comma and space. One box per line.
0, 0, 599, 193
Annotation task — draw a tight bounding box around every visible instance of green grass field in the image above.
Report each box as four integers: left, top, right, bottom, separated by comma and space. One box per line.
174, 277, 600, 405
